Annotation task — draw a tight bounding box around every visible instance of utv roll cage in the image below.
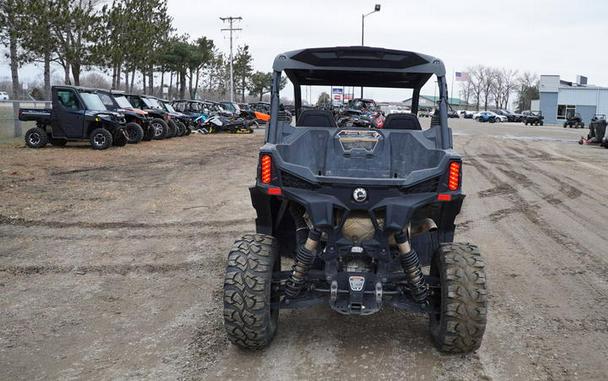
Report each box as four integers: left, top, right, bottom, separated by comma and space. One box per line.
267, 46, 452, 149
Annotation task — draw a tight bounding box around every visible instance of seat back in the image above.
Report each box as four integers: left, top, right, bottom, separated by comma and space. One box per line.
296, 110, 337, 127
383, 113, 422, 130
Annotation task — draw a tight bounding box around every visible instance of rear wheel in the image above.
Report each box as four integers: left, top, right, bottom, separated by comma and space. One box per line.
89, 128, 112, 150
150, 118, 168, 140
175, 121, 186, 136
25, 127, 48, 148
429, 243, 487, 353
223, 233, 280, 350
125, 122, 144, 144
166, 120, 178, 138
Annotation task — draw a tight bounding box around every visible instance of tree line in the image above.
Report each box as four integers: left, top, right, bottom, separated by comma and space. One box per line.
459, 66, 539, 112
0, 0, 281, 101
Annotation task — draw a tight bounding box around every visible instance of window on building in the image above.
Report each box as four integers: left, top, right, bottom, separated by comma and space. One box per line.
557, 104, 576, 119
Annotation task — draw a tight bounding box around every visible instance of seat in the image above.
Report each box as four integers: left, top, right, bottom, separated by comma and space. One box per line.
383, 113, 422, 130
296, 110, 337, 127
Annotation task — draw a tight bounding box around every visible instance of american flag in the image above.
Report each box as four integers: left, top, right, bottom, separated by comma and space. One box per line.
455, 72, 469, 81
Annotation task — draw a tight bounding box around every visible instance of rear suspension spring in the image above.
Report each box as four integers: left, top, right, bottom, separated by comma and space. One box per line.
395, 231, 428, 303
285, 229, 321, 298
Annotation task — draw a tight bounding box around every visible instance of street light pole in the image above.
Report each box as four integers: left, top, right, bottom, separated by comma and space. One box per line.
360, 4, 381, 98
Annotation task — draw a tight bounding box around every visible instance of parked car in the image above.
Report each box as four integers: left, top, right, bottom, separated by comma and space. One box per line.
522, 111, 544, 126
492, 109, 519, 122
447, 110, 460, 118
19, 85, 128, 150
0, 91, 9, 100
474, 111, 499, 123
457, 110, 474, 119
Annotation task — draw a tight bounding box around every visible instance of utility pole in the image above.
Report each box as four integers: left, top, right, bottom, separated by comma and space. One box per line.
360, 4, 381, 98
220, 16, 242, 102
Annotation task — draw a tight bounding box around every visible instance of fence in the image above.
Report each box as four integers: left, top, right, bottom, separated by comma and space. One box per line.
0, 100, 51, 142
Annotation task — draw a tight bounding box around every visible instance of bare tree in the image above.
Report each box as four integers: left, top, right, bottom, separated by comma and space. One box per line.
501, 69, 519, 110
468, 66, 485, 111
481, 67, 496, 111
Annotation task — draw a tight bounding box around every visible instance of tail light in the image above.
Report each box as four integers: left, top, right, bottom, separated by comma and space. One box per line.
260, 154, 272, 184
447, 161, 461, 191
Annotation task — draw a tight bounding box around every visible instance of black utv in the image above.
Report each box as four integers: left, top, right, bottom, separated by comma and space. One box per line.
96, 90, 155, 143
223, 47, 488, 354
20, 85, 128, 150
126, 94, 173, 139
563, 113, 584, 128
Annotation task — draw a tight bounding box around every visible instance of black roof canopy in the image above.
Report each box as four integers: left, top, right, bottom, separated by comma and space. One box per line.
273, 46, 446, 89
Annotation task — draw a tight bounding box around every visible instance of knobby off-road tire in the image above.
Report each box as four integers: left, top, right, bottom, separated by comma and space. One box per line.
112, 129, 128, 147
175, 121, 186, 137
25, 127, 48, 148
125, 122, 144, 144
429, 243, 487, 353
150, 118, 168, 140
166, 120, 178, 138
89, 128, 112, 150
223, 233, 280, 350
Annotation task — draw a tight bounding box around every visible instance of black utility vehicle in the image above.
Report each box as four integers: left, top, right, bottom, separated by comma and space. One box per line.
126, 94, 173, 139
523, 111, 544, 126
96, 90, 154, 143
20, 85, 128, 150
222, 47, 487, 354
563, 113, 584, 128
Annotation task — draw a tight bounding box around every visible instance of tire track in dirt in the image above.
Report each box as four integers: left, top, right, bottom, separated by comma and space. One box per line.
0, 260, 216, 276
464, 144, 608, 301
0, 214, 250, 230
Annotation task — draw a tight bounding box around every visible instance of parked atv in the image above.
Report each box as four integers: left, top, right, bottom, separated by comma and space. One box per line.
19, 85, 128, 150
564, 113, 584, 128
523, 111, 544, 126
96, 90, 154, 143
222, 46, 487, 354
125, 94, 172, 139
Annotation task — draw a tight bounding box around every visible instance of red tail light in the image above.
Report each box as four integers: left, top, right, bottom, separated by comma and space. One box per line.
448, 161, 461, 191
261, 154, 272, 184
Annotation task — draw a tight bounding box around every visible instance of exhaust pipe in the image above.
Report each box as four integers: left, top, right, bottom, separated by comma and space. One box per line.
411, 218, 437, 237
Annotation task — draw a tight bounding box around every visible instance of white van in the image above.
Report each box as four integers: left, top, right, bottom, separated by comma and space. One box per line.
0, 91, 9, 100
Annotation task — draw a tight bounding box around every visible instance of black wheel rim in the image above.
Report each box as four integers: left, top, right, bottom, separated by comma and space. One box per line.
29, 132, 41, 145
93, 133, 106, 146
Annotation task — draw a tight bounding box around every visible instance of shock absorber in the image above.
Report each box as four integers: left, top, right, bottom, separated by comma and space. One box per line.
395, 230, 428, 304
285, 228, 321, 298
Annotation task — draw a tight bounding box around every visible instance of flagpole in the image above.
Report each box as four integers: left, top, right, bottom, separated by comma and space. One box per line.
450, 70, 455, 108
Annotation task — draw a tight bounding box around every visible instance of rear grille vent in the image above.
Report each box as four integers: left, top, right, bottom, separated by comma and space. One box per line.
401, 177, 440, 194
280, 171, 318, 190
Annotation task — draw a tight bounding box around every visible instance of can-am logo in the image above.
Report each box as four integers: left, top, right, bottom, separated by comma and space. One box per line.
353, 188, 367, 202
349, 276, 365, 291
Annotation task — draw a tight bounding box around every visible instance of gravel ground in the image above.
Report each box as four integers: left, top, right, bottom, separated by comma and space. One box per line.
1, 120, 607, 380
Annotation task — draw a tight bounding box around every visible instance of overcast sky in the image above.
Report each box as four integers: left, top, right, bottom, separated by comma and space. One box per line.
3, 0, 608, 104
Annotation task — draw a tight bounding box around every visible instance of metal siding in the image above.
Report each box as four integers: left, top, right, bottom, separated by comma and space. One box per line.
576, 105, 596, 125
540, 92, 558, 125
558, 88, 603, 106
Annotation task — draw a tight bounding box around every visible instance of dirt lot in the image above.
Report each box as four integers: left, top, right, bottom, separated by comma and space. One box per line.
1, 121, 608, 380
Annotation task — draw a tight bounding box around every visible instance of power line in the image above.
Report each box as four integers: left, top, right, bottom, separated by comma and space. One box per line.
220, 16, 242, 103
